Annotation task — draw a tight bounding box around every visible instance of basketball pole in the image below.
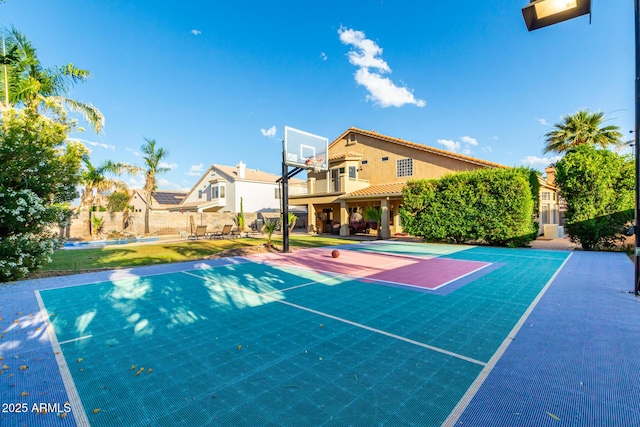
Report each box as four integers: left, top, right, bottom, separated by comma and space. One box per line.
282, 143, 290, 253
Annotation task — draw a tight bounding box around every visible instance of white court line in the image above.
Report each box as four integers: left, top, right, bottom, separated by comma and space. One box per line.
35, 292, 90, 427
441, 252, 573, 427
58, 335, 93, 345
254, 258, 490, 292
181, 271, 487, 367
429, 262, 493, 291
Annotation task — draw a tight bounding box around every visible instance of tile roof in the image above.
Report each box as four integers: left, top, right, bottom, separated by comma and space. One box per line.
345, 182, 407, 198
328, 153, 363, 161
332, 127, 507, 169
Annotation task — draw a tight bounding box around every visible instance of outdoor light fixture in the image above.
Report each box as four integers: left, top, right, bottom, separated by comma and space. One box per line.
522, 0, 591, 31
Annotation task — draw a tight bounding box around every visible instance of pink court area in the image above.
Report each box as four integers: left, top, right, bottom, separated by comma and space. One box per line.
250, 248, 491, 291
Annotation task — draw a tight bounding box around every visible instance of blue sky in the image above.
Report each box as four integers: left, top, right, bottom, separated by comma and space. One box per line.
2, 0, 634, 191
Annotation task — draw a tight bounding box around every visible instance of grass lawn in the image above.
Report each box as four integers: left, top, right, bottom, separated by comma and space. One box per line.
37, 235, 348, 276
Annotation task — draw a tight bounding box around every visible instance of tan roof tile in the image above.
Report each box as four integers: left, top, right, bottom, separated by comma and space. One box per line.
331, 127, 507, 169
345, 183, 406, 197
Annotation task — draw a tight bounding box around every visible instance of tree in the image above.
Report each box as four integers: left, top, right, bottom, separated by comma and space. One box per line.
0, 108, 85, 281
543, 110, 623, 154
0, 27, 104, 132
106, 190, 132, 212
78, 157, 129, 236
554, 145, 634, 250
138, 138, 170, 234
79, 157, 129, 211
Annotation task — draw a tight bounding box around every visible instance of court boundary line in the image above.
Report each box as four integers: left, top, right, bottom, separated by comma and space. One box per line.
35, 291, 90, 427
58, 335, 93, 345
429, 262, 493, 290
356, 241, 570, 261
441, 252, 573, 427
181, 271, 487, 367
34, 257, 252, 291
253, 257, 491, 292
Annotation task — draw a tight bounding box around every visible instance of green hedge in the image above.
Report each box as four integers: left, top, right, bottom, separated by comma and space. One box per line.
400, 168, 537, 247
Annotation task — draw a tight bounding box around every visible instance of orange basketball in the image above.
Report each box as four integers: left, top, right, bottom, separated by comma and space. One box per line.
331, 250, 340, 258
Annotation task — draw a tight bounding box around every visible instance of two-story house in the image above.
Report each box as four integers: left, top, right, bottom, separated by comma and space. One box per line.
289, 127, 558, 239
175, 161, 306, 213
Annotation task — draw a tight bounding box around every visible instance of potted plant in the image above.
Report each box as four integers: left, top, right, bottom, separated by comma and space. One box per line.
363, 206, 383, 240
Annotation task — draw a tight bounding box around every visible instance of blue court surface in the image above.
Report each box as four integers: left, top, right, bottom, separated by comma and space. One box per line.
1, 241, 639, 426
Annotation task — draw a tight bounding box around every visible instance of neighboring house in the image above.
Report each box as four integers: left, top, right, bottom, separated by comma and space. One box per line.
176, 161, 306, 213
289, 127, 559, 238
538, 166, 564, 237
129, 190, 187, 213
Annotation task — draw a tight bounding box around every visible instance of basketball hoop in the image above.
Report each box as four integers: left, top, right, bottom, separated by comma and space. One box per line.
305, 156, 324, 173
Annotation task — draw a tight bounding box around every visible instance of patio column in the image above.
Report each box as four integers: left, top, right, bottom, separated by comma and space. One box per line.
381, 198, 390, 239
308, 203, 317, 233
340, 200, 349, 236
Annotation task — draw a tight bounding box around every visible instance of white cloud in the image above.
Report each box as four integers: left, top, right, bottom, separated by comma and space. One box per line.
128, 177, 144, 188
157, 178, 189, 191
159, 162, 178, 170
437, 136, 480, 154
338, 27, 425, 108
482, 146, 493, 153
320, 52, 328, 61
125, 147, 141, 157
191, 29, 202, 36
538, 118, 549, 126
72, 138, 115, 151
460, 136, 478, 146
187, 163, 204, 176
261, 126, 277, 138
521, 155, 562, 167
437, 139, 461, 152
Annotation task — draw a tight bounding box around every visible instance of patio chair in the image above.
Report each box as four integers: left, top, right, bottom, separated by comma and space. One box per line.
188, 225, 208, 240
209, 224, 233, 239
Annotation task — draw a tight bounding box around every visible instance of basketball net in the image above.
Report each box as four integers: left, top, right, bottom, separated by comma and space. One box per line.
305, 157, 324, 173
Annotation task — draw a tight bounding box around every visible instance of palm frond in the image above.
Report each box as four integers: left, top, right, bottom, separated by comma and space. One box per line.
51, 96, 105, 133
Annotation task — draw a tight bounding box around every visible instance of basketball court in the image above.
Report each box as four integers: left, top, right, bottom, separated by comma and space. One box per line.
5, 240, 616, 426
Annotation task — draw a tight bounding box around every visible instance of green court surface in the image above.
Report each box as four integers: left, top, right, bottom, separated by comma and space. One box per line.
37, 243, 570, 426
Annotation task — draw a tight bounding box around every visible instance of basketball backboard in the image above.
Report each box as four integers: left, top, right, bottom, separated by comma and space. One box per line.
284, 126, 329, 172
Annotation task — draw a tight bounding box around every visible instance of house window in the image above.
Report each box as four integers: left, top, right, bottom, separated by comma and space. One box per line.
275, 188, 281, 199
198, 190, 202, 199
396, 158, 413, 177
213, 187, 219, 199
541, 191, 551, 201
361, 160, 368, 165
348, 166, 356, 179
541, 204, 550, 224
381, 156, 389, 162
219, 185, 225, 198
339, 167, 345, 174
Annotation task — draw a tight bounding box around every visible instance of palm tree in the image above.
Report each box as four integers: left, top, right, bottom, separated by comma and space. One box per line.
139, 138, 170, 235
79, 157, 129, 212
79, 157, 130, 236
0, 27, 104, 132
543, 110, 623, 154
